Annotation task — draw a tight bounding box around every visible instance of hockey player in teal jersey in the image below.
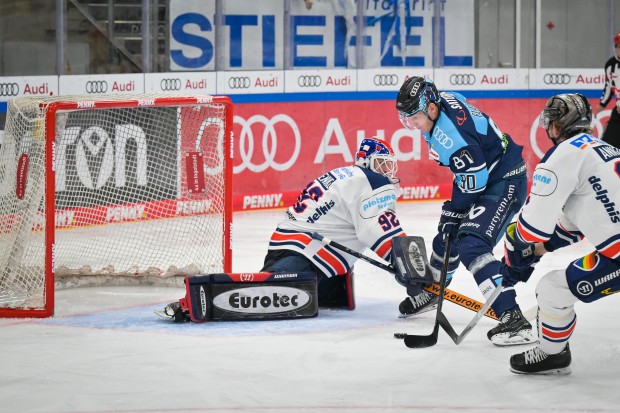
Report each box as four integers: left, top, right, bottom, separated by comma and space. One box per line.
396, 77, 535, 346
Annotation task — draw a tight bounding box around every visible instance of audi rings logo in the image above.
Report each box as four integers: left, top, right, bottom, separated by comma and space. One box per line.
449, 74, 476, 86
433, 128, 454, 149
234, 114, 301, 173
297, 75, 321, 88
0, 83, 19, 97
543, 73, 571, 85
85, 81, 108, 94
228, 77, 251, 89
160, 78, 181, 91
373, 74, 399, 86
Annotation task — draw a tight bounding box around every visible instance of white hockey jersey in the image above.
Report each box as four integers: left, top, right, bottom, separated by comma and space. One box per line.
267, 165, 405, 277
516, 133, 620, 260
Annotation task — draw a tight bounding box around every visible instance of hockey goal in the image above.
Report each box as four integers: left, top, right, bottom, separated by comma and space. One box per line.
0, 94, 233, 318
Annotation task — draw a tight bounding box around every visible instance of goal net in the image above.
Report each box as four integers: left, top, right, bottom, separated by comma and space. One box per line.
0, 94, 233, 317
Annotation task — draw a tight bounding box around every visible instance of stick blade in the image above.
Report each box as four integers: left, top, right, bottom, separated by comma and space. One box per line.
403, 323, 439, 348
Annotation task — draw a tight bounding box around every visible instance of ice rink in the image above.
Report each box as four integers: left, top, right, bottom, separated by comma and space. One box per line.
1, 200, 618, 413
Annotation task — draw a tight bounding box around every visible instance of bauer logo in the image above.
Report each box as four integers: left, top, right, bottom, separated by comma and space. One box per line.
212, 286, 310, 314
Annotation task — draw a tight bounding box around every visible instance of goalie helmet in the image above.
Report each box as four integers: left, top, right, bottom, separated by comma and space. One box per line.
396, 76, 440, 129
539, 93, 592, 145
614, 30, 620, 45
355, 137, 398, 182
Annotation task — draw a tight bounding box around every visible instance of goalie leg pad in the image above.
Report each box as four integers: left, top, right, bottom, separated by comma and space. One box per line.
184, 272, 318, 322
317, 270, 355, 310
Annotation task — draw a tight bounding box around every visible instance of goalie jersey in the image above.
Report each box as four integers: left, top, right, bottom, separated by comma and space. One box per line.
267, 165, 405, 277
515, 134, 620, 260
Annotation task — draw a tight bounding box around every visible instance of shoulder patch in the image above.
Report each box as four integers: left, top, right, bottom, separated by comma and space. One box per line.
569, 134, 598, 150
316, 172, 337, 190
531, 167, 558, 197
592, 144, 620, 162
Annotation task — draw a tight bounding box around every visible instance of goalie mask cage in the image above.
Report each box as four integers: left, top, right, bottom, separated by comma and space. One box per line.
0, 94, 233, 318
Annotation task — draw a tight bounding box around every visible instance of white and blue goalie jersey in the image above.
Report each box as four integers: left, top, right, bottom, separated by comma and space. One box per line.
267, 166, 405, 278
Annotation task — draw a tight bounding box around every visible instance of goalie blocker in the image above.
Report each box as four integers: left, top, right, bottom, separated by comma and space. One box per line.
391, 235, 434, 296
182, 272, 318, 322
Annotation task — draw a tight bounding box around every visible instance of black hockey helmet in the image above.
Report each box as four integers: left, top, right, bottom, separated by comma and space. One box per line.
396, 77, 440, 129
539, 93, 592, 144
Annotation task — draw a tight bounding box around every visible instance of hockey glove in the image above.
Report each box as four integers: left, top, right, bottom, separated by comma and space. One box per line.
391, 236, 434, 296
437, 201, 467, 239
429, 232, 460, 283
503, 222, 540, 271
500, 258, 535, 287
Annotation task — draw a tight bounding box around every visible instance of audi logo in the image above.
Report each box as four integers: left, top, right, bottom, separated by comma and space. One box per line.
373, 74, 399, 86
449, 74, 476, 86
228, 77, 251, 89
543, 73, 571, 85
160, 78, 181, 91
0, 82, 19, 97
234, 114, 301, 173
297, 75, 321, 88
432, 128, 454, 149
85, 81, 108, 94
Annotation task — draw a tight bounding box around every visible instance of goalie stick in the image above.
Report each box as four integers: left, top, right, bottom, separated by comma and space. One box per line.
311, 232, 539, 346
310, 232, 499, 320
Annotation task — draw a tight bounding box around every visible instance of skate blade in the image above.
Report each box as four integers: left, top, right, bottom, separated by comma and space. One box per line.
398, 303, 438, 319
154, 309, 173, 320
491, 330, 539, 347
510, 366, 572, 375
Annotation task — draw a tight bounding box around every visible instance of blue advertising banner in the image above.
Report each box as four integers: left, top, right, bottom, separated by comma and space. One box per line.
168, 0, 475, 70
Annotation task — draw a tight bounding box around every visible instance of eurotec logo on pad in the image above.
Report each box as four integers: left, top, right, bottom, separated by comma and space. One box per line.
213, 286, 311, 314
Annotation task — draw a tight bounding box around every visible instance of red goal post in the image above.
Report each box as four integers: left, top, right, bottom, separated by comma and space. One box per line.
0, 94, 233, 318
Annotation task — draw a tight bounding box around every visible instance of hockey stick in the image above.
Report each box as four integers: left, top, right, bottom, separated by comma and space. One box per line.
402, 234, 452, 348
436, 284, 503, 345
310, 232, 499, 320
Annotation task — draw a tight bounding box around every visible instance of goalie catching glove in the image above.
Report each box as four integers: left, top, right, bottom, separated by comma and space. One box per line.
391, 235, 434, 296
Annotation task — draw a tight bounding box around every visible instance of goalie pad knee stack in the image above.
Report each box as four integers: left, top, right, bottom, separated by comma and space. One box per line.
184, 272, 318, 322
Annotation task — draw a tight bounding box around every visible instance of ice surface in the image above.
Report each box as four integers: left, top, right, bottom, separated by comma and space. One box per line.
0, 201, 618, 413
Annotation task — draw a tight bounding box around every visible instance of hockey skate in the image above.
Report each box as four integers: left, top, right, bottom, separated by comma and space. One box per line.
510, 344, 572, 375
398, 290, 439, 318
155, 302, 191, 323
487, 307, 537, 346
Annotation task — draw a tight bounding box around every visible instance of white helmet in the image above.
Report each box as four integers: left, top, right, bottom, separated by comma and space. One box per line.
355, 137, 398, 182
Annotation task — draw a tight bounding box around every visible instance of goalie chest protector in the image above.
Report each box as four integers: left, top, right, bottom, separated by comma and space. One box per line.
184, 272, 318, 322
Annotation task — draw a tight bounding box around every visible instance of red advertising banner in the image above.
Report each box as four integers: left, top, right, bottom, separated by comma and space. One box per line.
230, 97, 607, 211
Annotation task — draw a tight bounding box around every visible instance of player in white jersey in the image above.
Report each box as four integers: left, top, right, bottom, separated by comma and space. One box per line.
261, 137, 408, 309
501, 93, 620, 374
